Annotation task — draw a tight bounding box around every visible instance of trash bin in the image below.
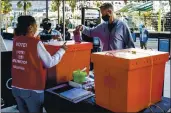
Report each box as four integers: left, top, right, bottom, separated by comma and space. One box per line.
159, 39, 169, 52
91, 48, 169, 112
131, 33, 136, 42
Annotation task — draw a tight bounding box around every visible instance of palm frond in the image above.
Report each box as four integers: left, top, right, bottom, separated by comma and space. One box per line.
69, 0, 77, 13
26, 2, 32, 9
17, 1, 23, 9
51, 0, 61, 11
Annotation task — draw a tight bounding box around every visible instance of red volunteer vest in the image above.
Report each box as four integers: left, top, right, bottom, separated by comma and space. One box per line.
12, 36, 46, 90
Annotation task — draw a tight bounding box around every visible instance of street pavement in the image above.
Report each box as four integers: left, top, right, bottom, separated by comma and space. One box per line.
134, 38, 158, 50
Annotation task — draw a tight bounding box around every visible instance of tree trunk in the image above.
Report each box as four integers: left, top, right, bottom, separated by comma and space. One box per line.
124, 0, 127, 4
24, 2, 27, 15
139, 11, 141, 25
6, 23, 8, 32
58, 6, 60, 24
5, 15, 8, 33
24, 10, 26, 15
144, 16, 146, 26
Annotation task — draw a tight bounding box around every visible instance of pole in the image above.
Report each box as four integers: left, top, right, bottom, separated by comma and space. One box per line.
63, 0, 65, 41
46, 0, 48, 18
0, 0, 1, 35
158, 9, 161, 32
0, 0, 7, 51
169, 0, 171, 60
81, 8, 85, 25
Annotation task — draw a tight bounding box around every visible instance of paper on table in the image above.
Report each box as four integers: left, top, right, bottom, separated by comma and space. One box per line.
104, 48, 167, 59
59, 88, 92, 101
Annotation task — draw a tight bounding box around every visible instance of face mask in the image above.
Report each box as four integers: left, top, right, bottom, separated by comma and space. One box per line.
43, 23, 51, 31
102, 15, 110, 22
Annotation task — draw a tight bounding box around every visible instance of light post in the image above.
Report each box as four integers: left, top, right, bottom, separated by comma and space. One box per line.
0, 0, 1, 35
169, 0, 171, 61
46, 0, 48, 18
63, 0, 65, 41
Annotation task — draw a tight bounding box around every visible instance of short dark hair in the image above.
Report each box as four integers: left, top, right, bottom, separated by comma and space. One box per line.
99, 3, 114, 11
42, 18, 50, 24
15, 16, 36, 36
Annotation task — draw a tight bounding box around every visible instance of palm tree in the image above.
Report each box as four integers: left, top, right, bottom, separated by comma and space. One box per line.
1, 0, 12, 32
51, 0, 61, 24
94, 1, 102, 8
17, 0, 32, 15
68, 0, 77, 18
68, 0, 77, 13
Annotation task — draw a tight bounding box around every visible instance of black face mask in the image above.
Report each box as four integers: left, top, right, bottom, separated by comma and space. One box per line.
43, 23, 51, 31
102, 15, 110, 22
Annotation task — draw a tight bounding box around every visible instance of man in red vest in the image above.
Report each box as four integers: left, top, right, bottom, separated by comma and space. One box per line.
12, 16, 67, 113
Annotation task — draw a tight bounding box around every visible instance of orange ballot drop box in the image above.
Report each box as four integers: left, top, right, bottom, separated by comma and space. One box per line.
44, 41, 92, 83
91, 48, 169, 112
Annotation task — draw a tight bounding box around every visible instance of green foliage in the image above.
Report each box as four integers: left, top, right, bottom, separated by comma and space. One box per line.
17, 1, 22, 9
17, 0, 32, 15
68, 0, 77, 13
60, 16, 63, 24
10, 16, 14, 22
1, 0, 12, 14
26, 2, 32, 10
51, 0, 61, 12
51, 0, 61, 24
73, 14, 81, 19
95, 1, 102, 8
